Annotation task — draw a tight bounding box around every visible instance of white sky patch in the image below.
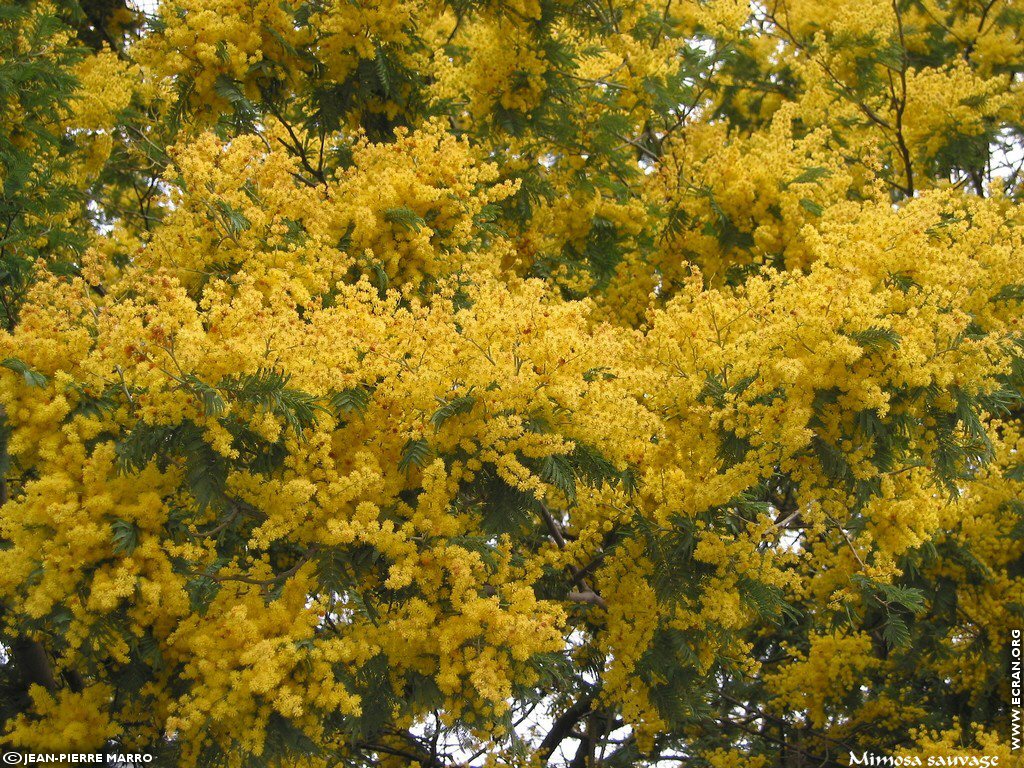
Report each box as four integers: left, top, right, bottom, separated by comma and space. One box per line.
127, 0, 160, 15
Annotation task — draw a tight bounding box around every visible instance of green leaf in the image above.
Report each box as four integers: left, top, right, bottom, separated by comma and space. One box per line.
111, 519, 139, 556
474, 469, 536, 535
882, 613, 911, 648
886, 271, 920, 293
212, 74, 257, 119
218, 369, 322, 434
628, 514, 701, 604
1008, 500, 1024, 540
398, 438, 432, 473
698, 371, 727, 407
951, 386, 989, 445
373, 44, 393, 97
133, 632, 164, 672
874, 43, 906, 71
739, 575, 801, 623
812, 435, 850, 482
1004, 462, 1024, 482
539, 453, 577, 502
183, 434, 228, 510
790, 166, 831, 185
329, 385, 372, 418
799, 198, 824, 216
718, 428, 752, 469
846, 326, 902, 352
852, 573, 926, 614
184, 374, 227, 416
991, 284, 1024, 303
260, 713, 322, 765
582, 366, 616, 382
213, 199, 251, 238
570, 443, 620, 488
874, 581, 927, 614
430, 394, 476, 430
924, 213, 967, 238
186, 574, 221, 616
367, 260, 389, 296
2, 357, 47, 387
620, 466, 640, 495
384, 206, 426, 233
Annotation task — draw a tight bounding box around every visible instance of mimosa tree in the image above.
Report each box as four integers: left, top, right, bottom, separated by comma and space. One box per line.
0, 1, 1021, 765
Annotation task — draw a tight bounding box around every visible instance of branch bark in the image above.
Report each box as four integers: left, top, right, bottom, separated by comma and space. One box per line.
537, 693, 595, 764
540, 502, 608, 609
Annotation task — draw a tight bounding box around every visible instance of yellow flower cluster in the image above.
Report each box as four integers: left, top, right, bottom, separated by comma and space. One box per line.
327, 122, 519, 287
70, 48, 135, 132
898, 725, 1016, 765
136, 0, 309, 117
765, 631, 879, 728
5, 685, 115, 751
2, 0, 1023, 762
432, 19, 550, 119
654, 104, 866, 281
3, 175, 1021, 763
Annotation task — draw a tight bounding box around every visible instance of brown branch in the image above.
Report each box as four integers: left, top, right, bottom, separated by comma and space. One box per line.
187, 546, 318, 589
10, 637, 58, 692
567, 589, 607, 608
538, 693, 595, 764
889, 0, 914, 196
539, 501, 608, 609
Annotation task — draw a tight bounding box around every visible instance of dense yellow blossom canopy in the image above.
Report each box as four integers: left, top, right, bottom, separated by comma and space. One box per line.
0, 0, 1021, 765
